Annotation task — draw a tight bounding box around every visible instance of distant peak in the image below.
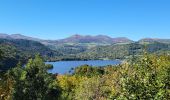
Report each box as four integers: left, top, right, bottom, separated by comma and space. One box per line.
11, 33, 24, 36
96, 35, 110, 38
113, 37, 130, 39
71, 34, 83, 37
71, 34, 110, 38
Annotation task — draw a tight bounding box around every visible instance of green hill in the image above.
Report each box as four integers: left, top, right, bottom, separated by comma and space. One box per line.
75, 42, 170, 60
0, 39, 62, 70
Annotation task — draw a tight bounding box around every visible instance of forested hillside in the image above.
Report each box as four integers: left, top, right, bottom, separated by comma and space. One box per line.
0, 39, 62, 70
73, 42, 170, 60
0, 35, 170, 70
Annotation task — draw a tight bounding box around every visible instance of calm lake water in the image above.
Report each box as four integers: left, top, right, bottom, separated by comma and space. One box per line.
46, 60, 121, 74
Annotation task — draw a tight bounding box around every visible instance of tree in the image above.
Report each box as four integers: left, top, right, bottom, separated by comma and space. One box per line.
0, 49, 2, 60
0, 49, 3, 68
74, 76, 112, 100
10, 54, 61, 100
116, 54, 170, 99
0, 72, 14, 100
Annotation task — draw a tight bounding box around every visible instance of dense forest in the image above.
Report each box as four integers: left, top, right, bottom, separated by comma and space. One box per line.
1, 47, 170, 99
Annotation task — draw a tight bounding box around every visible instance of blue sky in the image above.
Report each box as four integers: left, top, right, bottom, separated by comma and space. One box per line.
0, 0, 170, 40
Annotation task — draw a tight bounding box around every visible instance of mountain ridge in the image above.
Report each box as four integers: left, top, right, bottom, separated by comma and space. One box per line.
0, 33, 133, 48
1, 33, 170, 45
0, 33, 133, 43
0, 33, 42, 41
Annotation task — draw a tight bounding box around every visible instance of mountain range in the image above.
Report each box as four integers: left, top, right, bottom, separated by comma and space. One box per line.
1, 33, 170, 44
0, 33, 133, 44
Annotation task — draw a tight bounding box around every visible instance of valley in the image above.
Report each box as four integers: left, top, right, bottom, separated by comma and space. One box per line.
0, 33, 170, 70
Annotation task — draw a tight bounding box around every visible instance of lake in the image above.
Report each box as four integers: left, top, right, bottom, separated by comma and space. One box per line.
46, 60, 121, 74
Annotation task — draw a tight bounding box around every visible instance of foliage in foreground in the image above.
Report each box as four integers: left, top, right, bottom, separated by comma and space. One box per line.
1, 51, 170, 99
57, 54, 170, 100
0, 55, 61, 100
